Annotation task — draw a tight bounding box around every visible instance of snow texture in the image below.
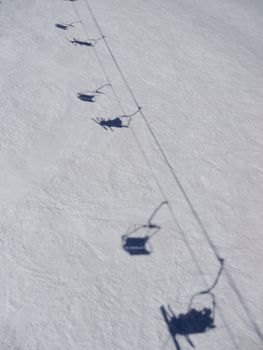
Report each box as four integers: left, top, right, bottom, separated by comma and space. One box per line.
0, 0, 262, 349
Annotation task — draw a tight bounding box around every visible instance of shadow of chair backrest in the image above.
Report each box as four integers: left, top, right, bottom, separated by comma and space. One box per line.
160, 259, 224, 349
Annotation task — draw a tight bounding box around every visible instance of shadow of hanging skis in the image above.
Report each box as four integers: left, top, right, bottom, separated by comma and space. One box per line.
66, 36, 105, 47
122, 201, 168, 255
92, 117, 128, 130
92, 107, 141, 131
160, 259, 224, 349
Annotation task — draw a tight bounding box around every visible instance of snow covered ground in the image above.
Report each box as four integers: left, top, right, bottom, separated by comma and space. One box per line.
0, 0, 262, 349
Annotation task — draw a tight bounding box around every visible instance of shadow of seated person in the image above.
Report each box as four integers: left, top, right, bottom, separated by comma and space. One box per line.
92, 107, 141, 131
160, 259, 224, 349
174, 307, 215, 335
161, 305, 215, 350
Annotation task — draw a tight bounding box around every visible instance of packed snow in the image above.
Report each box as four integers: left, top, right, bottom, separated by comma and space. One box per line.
0, 0, 262, 349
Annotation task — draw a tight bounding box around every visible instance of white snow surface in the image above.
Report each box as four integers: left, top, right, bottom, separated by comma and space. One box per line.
0, 0, 262, 349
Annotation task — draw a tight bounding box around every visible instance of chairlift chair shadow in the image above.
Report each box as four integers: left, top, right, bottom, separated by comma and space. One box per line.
123, 236, 151, 255
77, 83, 111, 103
92, 107, 141, 131
55, 21, 80, 30
66, 35, 105, 47
122, 201, 168, 255
161, 259, 224, 350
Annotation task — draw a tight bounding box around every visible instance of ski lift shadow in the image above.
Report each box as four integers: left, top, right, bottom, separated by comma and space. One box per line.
122, 201, 168, 256
123, 236, 151, 255
55, 24, 70, 30
160, 258, 224, 350
66, 36, 105, 47
55, 21, 80, 31
92, 107, 141, 131
77, 84, 110, 103
78, 93, 96, 102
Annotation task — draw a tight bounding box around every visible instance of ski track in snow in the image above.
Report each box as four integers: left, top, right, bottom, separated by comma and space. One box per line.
0, 0, 262, 349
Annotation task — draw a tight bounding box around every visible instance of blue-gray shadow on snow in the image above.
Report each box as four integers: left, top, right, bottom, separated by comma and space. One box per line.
55, 24, 70, 30
55, 21, 80, 30
78, 94, 96, 102
122, 201, 168, 255
123, 236, 151, 255
92, 107, 141, 131
77, 84, 110, 103
66, 36, 105, 47
161, 259, 224, 350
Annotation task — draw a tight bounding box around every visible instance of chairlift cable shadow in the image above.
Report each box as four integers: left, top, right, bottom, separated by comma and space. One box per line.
67, 2, 258, 345
69, 2, 237, 346
69, 4, 238, 347
81, 0, 263, 342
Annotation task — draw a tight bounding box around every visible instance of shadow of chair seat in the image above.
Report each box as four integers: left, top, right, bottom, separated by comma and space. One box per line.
123, 237, 151, 255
